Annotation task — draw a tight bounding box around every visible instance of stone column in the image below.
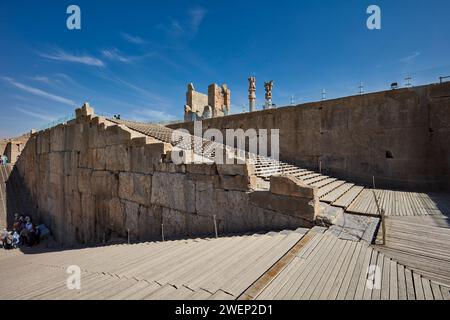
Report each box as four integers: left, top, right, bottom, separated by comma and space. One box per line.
264, 81, 274, 110
248, 77, 256, 112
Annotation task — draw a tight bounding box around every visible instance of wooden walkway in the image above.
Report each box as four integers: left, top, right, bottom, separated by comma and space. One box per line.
248, 229, 450, 300
374, 216, 450, 286
0, 228, 309, 300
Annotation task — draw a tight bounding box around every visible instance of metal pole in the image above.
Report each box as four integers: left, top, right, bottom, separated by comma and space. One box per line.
213, 215, 218, 239
381, 209, 386, 246
372, 176, 376, 189
319, 160, 322, 174
161, 224, 165, 242
127, 228, 130, 244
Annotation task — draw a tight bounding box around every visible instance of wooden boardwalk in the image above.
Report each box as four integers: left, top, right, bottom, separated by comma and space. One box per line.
0, 228, 309, 300
374, 216, 450, 286
1, 226, 448, 300
248, 230, 450, 300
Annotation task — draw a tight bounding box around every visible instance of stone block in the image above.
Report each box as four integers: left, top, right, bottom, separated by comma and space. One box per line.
50, 125, 65, 152
118, 172, 152, 206
138, 205, 163, 241
77, 168, 93, 193
249, 191, 317, 222
316, 202, 344, 226
151, 172, 196, 213
109, 198, 125, 233
123, 200, 140, 240
161, 207, 188, 238
129, 146, 153, 174
105, 124, 143, 146
154, 162, 186, 173
217, 162, 255, 176
49, 152, 64, 175
91, 170, 119, 197
270, 174, 317, 198
185, 163, 217, 175
105, 144, 130, 172
219, 174, 257, 191
63, 151, 78, 176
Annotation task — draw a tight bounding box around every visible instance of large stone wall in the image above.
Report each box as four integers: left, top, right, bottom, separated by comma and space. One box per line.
15, 106, 317, 245
169, 82, 450, 191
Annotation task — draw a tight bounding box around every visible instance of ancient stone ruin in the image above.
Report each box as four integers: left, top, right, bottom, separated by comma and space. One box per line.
184, 83, 231, 122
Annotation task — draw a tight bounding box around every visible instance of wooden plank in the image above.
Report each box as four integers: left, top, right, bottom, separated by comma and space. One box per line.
413, 273, 425, 300
362, 250, 379, 300
430, 282, 443, 300
404, 268, 416, 300
281, 235, 336, 299
294, 236, 343, 300
421, 278, 434, 300
380, 255, 391, 300
327, 241, 358, 300
353, 245, 374, 300
389, 259, 399, 300
321, 183, 354, 203
333, 186, 364, 209
318, 180, 346, 198
336, 243, 364, 300
310, 239, 347, 300
397, 264, 407, 300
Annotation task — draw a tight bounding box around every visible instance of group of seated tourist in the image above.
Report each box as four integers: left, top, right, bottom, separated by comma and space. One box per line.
0, 154, 8, 165
1, 214, 41, 250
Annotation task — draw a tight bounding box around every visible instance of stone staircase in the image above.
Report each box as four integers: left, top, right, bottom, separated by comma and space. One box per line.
108, 118, 450, 219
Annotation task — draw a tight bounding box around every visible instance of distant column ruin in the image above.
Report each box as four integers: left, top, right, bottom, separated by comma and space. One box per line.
248, 77, 256, 112
264, 80, 274, 110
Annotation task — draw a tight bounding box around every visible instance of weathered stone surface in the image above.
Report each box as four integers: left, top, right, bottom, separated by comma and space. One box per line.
123, 200, 140, 240
118, 172, 152, 206
138, 205, 162, 241
219, 174, 257, 191
129, 146, 153, 174
77, 168, 92, 193
249, 191, 317, 222
161, 207, 187, 238
50, 125, 65, 152
151, 172, 195, 213
91, 148, 106, 171
91, 170, 119, 197
316, 202, 344, 226
109, 198, 125, 233
105, 144, 130, 171
49, 152, 64, 175
217, 163, 255, 176
185, 163, 217, 175
270, 174, 317, 198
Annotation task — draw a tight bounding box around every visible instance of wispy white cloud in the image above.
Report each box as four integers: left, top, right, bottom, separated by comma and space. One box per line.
400, 51, 421, 62
13, 107, 57, 122
27, 75, 52, 84
1, 77, 77, 106
101, 48, 155, 64
121, 32, 147, 44
39, 49, 105, 67
158, 7, 206, 38
188, 7, 206, 34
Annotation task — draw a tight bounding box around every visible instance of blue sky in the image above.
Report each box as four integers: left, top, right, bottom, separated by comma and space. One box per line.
1, 0, 450, 138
